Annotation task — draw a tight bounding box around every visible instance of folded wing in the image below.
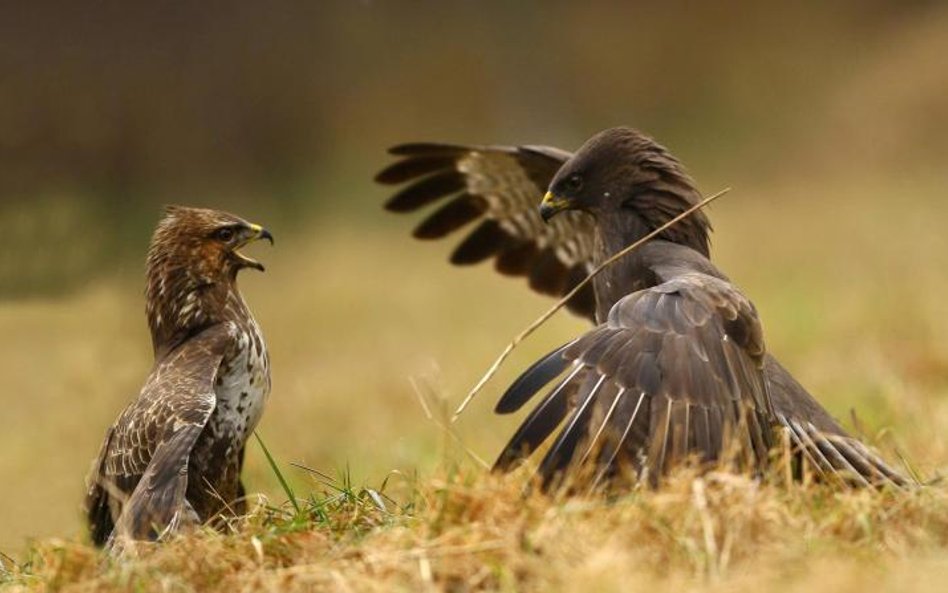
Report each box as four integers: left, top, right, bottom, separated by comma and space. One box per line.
84, 323, 234, 545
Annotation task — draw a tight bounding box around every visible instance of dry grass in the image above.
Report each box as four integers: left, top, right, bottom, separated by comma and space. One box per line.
1, 175, 947, 591
5, 470, 948, 592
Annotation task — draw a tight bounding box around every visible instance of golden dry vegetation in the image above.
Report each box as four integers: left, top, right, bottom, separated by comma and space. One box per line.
7, 470, 948, 593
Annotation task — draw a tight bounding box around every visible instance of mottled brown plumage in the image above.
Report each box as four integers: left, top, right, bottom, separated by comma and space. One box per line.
379, 127, 908, 488
378, 142, 601, 319
84, 206, 273, 546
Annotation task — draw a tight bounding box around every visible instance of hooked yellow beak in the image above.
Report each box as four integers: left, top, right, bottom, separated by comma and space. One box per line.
234, 223, 274, 272
246, 223, 274, 245
539, 191, 572, 222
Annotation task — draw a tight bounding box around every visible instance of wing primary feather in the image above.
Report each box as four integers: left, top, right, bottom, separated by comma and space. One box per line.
578, 387, 626, 466
564, 265, 597, 321
538, 374, 607, 489
843, 438, 908, 485
682, 402, 692, 456
413, 194, 488, 239
375, 156, 456, 184
805, 424, 871, 487
746, 409, 772, 466
837, 437, 909, 486
823, 434, 898, 486
592, 391, 647, 487
784, 418, 833, 478
387, 143, 472, 156
494, 242, 540, 276
653, 398, 674, 477
492, 369, 581, 472
702, 406, 716, 458
495, 343, 575, 414
689, 405, 710, 459
450, 220, 516, 265
527, 249, 570, 296
384, 171, 466, 212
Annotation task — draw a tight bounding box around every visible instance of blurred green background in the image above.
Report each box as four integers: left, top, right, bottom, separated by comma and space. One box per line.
1, 1, 947, 553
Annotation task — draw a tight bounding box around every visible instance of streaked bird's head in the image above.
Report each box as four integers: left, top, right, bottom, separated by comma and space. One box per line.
150, 206, 274, 277
540, 127, 711, 257
145, 206, 273, 355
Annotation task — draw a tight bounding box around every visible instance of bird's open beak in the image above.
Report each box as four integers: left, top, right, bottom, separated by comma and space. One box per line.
539, 191, 571, 222
234, 223, 274, 272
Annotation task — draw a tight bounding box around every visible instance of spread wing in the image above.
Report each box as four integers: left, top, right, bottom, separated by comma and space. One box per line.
84, 323, 235, 545
377, 143, 599, 321
493, 273, 776, 489
766, 358, 909, 487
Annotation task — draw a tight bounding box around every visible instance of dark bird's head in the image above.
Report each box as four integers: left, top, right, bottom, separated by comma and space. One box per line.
540, 127, 711, 257
145, 206, 273, 355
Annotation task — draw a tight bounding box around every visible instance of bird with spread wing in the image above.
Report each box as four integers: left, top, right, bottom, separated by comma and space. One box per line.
84, 206, 274, 546
377, 127, 909, 489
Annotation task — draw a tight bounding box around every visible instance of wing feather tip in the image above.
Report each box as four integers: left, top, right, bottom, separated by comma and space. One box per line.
495, 345, 574, 414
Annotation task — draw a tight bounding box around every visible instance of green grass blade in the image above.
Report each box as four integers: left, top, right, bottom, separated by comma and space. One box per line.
254, 431, 302, 515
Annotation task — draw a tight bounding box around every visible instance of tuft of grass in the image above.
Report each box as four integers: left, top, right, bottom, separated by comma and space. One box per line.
6, 463, 948, 592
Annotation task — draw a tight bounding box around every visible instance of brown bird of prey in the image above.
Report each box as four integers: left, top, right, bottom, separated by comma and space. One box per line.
377, 127, 908, 489
84, 206, 274, 546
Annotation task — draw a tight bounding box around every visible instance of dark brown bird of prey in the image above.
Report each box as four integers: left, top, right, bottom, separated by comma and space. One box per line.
84, 206, 274, 546
377, 128, 908, 489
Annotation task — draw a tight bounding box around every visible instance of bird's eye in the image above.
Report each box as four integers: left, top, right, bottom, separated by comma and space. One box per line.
566, 174, 583, 192
214, 227, 235, 242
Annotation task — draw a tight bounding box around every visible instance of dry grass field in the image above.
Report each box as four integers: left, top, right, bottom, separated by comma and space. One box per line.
1, 170, 947, 590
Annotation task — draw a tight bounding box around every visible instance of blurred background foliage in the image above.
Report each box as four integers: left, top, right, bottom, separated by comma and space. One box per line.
2, 0, 947, 295
1, 0, 947, 553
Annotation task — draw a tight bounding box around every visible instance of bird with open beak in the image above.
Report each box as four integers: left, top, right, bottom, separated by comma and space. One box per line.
85, 205, 277, 547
